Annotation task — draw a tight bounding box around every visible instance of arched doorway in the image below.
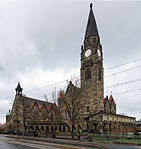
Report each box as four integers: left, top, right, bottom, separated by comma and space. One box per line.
92, 123, 98, 133
46, 126, 49, 132
103, 122, 107, 133
35, 125, 40, 136
41, 126, 45, 136
63, 126, 65, 132
46, 126, 49, 137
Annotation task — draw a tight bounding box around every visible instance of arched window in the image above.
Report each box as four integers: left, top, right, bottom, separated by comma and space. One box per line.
59, 126, 62, 132
66, 111, 68, 120
85, 67, 91, 80
87, 106, 89, 112
109, 123, 112, 131
30, 126, 34, 131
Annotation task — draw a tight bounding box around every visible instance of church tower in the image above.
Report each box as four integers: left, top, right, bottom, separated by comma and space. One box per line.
81, 3, 104, 113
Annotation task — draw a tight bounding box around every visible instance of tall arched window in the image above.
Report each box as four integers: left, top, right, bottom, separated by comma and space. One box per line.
85, 67, 91, 80
98, 67, 101, 81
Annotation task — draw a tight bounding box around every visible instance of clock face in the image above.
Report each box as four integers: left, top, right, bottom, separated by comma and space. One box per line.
97, 49, 101, 57
85, 49, 91, 57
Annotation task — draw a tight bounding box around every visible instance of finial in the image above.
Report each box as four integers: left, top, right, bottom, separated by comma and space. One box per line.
90, 3, 93, 9
15, 82, 23, 96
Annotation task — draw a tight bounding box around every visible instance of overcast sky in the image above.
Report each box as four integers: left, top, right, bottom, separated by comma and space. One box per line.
0, 0, 141, 124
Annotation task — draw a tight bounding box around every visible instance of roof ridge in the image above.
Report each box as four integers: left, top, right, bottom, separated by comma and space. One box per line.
22, 96, 53, 104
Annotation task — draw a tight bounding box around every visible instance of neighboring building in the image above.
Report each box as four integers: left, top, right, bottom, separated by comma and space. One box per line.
136, 121, 141, 133
0, 123, 6, 134
6, 3, 135, 135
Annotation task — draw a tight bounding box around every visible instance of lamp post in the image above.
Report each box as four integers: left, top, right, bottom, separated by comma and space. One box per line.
22, 103, 24, 137
84, 110, 90, 132
86, 117, 89, 132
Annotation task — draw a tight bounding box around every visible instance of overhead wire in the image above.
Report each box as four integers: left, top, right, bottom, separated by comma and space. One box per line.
105, 77, 141, 89
4, 76, 141, 100
3, 58, 141, 101
105, 88, 141, 96
105, 64, 141, 78
105, 58, 141, 70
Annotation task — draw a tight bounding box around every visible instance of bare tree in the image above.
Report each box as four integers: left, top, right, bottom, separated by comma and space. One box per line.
61, 76, 84, 139
44, 94, 48, 102
51, 87, 57, 104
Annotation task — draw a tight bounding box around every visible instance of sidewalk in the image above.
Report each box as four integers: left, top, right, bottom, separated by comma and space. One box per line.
5, 135, 99, 148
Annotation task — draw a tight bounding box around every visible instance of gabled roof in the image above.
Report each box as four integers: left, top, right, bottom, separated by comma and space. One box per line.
65, 81, 80, 93
85, 3, 99, 40
58, 90, 64, 99
22, 96, 54, 111
109, 95, 116, 105
104, 95, 116, 105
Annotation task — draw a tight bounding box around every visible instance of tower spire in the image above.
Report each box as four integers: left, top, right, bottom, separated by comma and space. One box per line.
84, 3, 99, 40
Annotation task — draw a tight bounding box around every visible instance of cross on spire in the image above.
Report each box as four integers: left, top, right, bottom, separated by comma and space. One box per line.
90, 3, 93, 9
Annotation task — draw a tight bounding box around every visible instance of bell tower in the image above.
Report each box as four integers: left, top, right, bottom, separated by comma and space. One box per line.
81, 3, 104, 113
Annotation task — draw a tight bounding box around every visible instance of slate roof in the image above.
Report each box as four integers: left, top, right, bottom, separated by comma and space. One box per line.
85, 3, 99, 39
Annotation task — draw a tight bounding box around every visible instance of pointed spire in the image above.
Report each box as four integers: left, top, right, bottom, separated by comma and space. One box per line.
85, 3, 99, 40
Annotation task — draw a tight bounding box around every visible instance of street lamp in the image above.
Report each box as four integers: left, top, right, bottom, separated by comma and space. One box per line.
84, 108, 90, 132
85, 117, 89, 132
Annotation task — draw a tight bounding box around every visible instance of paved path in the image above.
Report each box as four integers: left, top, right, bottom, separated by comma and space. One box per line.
0, 134, 140, 149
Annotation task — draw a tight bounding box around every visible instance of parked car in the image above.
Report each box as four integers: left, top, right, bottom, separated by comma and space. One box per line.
126, 133, 134, 139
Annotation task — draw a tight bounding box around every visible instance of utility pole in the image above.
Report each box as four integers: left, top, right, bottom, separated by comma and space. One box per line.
22, 102, 24, 137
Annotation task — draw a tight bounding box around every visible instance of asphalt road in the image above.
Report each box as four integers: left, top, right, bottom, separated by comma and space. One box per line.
0, 134, 140, 149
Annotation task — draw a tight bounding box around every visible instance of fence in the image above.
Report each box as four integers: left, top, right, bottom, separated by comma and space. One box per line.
93, 134, 141, 144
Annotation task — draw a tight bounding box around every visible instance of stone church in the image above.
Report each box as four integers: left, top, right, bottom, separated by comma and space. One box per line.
6, 4, 135, 135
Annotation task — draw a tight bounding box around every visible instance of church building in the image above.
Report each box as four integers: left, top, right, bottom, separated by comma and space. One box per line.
58, 3, 135, 134
6, 3, 135, 136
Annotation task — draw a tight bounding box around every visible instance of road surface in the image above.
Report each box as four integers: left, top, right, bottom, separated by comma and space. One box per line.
0, 134, 140, 149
